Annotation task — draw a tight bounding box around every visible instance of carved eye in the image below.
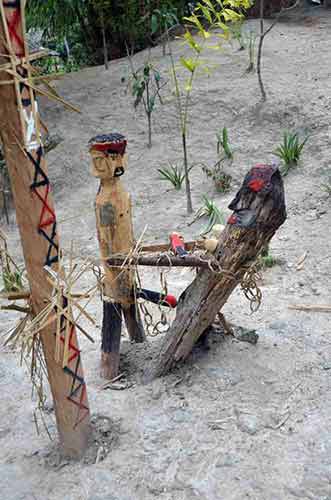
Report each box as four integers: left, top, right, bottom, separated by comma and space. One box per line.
94, 157, 105, 169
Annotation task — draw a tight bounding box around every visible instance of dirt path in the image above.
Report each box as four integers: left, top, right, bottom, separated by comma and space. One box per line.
1, 7, 331, 500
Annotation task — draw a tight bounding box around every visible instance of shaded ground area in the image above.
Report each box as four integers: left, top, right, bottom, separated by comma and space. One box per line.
1, 6, 331, 500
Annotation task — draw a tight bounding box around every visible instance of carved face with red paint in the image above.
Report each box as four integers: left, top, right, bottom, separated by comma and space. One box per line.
227, 164, 277, 228
89, 133, 128, 180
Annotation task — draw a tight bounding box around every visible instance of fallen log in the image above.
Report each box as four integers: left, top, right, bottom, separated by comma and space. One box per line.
147, 164, 287, 379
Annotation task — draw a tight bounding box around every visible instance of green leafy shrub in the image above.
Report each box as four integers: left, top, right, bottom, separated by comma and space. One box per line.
27, 1, 190, 64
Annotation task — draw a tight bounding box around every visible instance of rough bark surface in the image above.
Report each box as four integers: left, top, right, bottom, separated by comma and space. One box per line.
147, 165, 286, 379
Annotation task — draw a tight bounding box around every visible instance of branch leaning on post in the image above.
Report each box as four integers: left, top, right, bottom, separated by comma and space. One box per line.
147, 164, 287, 379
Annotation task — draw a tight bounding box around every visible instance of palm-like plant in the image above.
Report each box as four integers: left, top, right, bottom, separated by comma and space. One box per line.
158, 163, 192, 190
273, 132, 308, 176
193, 196, 225, 235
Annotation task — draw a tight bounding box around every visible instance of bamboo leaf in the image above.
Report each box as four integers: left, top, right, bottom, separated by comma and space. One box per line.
180, 57, 198, 73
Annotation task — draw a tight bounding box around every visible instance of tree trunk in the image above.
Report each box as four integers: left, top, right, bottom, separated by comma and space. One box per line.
257, 0, 267, 101
101, 14, 109, 70
0, 1, 90, 458
182, 132, 193, 214
147, 164, 286, 379
147, 112, 152, 148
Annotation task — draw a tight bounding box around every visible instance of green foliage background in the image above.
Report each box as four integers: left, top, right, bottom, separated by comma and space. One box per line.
27, 0, 191, 65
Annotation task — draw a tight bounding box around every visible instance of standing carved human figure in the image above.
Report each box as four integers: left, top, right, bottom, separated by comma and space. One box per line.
90, 133, 145, 379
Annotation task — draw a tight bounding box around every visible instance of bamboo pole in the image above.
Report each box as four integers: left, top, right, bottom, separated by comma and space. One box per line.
0, 1, 90, 458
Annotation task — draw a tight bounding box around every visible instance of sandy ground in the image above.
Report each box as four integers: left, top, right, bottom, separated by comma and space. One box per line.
1, 5, 331, 500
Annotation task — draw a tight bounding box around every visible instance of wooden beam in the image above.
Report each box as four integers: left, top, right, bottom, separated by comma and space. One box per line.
106, 253, 214, 269
147, 164, 287, 378
0, 1, 90, 458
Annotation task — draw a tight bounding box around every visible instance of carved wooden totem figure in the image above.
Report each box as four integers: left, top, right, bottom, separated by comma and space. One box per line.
89, 133, 145, 379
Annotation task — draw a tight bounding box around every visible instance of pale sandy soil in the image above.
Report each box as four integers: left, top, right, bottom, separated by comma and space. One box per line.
1, 6, 331, 500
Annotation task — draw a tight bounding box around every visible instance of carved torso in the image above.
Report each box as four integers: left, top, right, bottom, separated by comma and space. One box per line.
95, 180, 134, 303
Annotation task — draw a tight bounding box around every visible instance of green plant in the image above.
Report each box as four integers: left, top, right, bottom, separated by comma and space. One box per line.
202, 127, 233, 193
229, 19, 246, 50
322, 181, 331, 196
129, 60, 165, 148
193, 195, 225, 235
0, 230, 24, 292
167, 0, 249, 214
217, 127, 233, 160
257, 245, 278, 269
202, 164, 232, 193
273, 132, 308, 176
244, 29, 257, 72
27, 1, 192, 65
158, 162, 192, 190
2, 268, 24, 293
151, 3, 178, 56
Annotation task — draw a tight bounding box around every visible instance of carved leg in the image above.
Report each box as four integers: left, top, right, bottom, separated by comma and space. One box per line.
101, 301, 122, 379
123, 303, 145, 343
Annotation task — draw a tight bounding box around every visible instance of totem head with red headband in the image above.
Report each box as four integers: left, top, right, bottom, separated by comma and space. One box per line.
89, 133, 128, 180
227, 164, 280, 228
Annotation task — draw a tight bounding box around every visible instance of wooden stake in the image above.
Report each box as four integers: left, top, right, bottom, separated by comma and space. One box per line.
147, 164, 287, 378
0, 1, 90, 458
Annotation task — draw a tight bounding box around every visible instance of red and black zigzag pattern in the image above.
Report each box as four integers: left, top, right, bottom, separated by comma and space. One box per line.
3, 0, 24, 56
3, 0, 88, 428
27, 147, 59, 266
59, 300, 89, 428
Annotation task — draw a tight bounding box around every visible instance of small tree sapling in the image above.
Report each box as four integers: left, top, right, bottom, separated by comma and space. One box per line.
151, 3, 179, 56
167, 0, 250, 214
129, 57, 165, 148
257, 0, 300, 101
